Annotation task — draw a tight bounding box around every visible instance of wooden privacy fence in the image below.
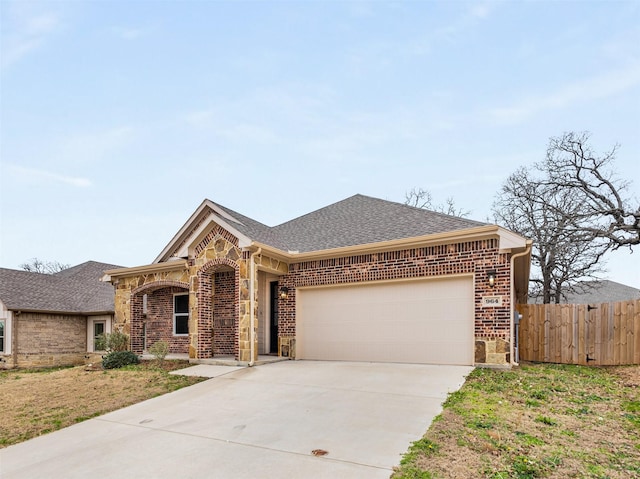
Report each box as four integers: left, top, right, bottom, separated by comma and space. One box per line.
517, 300, 640, 366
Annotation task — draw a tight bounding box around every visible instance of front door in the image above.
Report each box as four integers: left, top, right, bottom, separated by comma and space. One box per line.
270, 281, 279, 353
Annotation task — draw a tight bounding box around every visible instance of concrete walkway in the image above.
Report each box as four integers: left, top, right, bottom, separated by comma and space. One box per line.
0, 361, 472, 479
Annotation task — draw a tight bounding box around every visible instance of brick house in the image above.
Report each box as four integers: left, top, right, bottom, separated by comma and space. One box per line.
104, 194, 531, 367
0, 261, 120, 369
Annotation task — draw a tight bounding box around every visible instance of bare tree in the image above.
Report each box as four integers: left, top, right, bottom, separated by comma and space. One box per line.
542, 132, 639, 250
493, 167, 609, 303
20, 258, 70, 274
404, 187, 470, 217
405, 187, 433, 209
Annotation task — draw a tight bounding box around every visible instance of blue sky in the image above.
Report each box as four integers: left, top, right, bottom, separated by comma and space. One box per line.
1, 0, 639, 287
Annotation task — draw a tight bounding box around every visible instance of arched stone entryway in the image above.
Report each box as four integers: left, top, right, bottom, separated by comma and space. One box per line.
130, 280, 190, 355
197, 259, 240, 359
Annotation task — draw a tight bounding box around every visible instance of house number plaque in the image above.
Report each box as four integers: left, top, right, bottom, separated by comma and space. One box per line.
481, 296, 503, 307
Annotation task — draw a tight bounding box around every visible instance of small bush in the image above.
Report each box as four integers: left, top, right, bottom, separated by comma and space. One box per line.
99, 331, 130, 352
148, 341, 169, 365
102, 351, 139, 369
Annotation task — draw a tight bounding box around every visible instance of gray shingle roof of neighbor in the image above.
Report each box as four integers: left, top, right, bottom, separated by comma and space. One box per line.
561, 280, 640, 304
0, 261, 122, 314
214, 194, 488, 253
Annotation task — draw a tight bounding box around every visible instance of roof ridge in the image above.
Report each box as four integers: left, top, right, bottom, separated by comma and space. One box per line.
272, 194, 363, 229
155, 193, 492, 259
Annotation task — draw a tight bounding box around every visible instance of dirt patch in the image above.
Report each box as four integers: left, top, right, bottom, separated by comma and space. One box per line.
0, 361, 205, 448
393, 363, 640, 478
612, 364, 640, 388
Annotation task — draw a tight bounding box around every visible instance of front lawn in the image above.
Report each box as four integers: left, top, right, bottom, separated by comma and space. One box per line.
393, 363, 640, 478
0, 361, 205, 448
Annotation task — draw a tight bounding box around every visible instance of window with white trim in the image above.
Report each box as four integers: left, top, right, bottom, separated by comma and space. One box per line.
174, 293, 189, 335
93, 321, 106, 351
0, 320, 4, 353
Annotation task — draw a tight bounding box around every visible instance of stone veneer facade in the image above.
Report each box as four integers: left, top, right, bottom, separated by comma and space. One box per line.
113, 229, 288, 362
113, 224, 514, 365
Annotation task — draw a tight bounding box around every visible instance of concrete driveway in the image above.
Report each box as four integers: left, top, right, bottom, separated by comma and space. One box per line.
0, 361, 472, 479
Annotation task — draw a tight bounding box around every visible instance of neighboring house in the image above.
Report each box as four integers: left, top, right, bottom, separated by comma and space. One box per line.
104, 194, 531, 367
0, 261, 121, 369
530, 280, 640, 305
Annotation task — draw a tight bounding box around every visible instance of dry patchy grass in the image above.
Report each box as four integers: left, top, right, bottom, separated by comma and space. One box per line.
0, 361, 205, 448
393, 363, 640, 479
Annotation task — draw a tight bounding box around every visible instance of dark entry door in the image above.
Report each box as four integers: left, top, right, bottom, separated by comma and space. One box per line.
270, 282, 279, 353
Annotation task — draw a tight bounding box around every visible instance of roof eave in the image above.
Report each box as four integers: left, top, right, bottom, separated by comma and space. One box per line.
153, 200, 253, 263
513, 240, 533, 303
153, 200, 210, 263
251, 225, 506, 262
103, 259, 189, 282
7, 308, 111, 316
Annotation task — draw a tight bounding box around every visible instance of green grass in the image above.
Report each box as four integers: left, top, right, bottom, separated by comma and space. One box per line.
392, 363, 640, 479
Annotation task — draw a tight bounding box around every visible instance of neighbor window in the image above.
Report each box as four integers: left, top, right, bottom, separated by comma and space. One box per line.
0, 320, 4, 352
93, 321, 106, 351
174, 294, 189, 335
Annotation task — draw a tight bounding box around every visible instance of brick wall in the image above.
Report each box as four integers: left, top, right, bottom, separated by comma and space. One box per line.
213, 271, 236, 355
143, 287, 190, 354
15, 312, 88, 368
279, 239, 512, 345
197, 260, 240, 359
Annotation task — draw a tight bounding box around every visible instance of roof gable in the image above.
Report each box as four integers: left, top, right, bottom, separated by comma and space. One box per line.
154, 200, 274, 263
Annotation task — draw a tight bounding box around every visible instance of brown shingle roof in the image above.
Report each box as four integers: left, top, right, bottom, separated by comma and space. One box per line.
0, 261, 122, 314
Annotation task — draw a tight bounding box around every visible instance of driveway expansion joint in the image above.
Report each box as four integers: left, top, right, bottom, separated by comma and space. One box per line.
94, 417, 392, 471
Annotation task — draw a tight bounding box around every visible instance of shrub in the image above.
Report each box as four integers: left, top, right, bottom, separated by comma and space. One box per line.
102, 351, 139, 369
148, 341, 169, 365
99, 331, 130, 352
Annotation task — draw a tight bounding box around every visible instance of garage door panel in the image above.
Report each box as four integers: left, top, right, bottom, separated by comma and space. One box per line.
296, 277, 474, 365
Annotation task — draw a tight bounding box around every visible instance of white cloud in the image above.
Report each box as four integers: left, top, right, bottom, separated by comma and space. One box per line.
61, 126, 135, 163
470, 3, 492, 19
434, 1, 496, 43
9, 165, 91, 187
184, 110, 215, 128
489, 63, 640, 125
1, 6, 61, 69
25, 13, 59, 35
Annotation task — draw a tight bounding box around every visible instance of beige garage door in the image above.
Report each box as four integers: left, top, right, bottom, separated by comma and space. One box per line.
296, 277, 474, 365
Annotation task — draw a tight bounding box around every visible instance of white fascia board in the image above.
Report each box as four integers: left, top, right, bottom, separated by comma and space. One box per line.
178, 216, 252, 257
206, 200, 245, 226
153, 200, 212, 263
153, 200, 252, 263
154, 199, 253, 263
497, 227, 529, 251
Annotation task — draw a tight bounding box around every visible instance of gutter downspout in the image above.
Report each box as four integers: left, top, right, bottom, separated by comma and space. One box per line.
510, 242, 532, 366
248, 247, 262, 367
